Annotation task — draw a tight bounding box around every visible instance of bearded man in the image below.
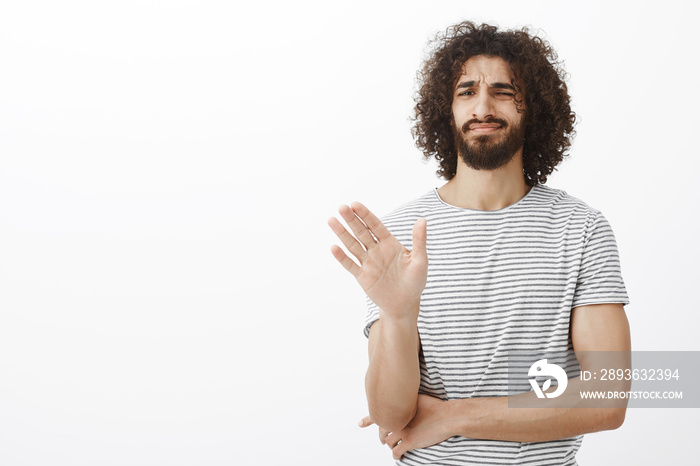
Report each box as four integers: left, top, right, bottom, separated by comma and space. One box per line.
328, 21, 630, 465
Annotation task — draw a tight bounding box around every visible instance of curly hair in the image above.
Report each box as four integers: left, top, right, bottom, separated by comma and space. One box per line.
412, 21, 576, 185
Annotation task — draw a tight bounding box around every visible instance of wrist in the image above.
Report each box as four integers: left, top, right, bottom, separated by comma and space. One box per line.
447, 397, 496, 438
378, 302, 420, 325
443, 399, 465, 436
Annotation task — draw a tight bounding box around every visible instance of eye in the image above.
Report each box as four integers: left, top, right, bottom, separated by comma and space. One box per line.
458, 90, 475, 96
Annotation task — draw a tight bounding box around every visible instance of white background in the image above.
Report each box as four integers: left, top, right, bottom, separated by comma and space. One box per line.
0, 0, 698, 464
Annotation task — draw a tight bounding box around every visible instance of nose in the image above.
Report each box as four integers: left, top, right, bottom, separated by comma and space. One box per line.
472, 90, 495, 120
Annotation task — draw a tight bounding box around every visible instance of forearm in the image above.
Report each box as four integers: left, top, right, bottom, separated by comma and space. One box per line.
365, 313, 421, 432
448, 376, 628, 442
451, 305, 632, 443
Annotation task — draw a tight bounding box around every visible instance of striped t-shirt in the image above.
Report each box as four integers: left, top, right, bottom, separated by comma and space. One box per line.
364, 184, 629, 465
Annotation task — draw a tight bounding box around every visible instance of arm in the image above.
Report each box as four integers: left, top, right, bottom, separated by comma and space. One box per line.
450, 303, 631, 440
385, 303, 631, 459
366, 317, 421, 432
328, 202, 428, 432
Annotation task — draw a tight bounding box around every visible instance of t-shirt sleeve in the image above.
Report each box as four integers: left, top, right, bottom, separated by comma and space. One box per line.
363, 297, 380, 338
571, 211, 629, 308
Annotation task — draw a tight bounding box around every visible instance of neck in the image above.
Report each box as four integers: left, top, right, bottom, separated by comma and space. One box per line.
437, 149, 531, 211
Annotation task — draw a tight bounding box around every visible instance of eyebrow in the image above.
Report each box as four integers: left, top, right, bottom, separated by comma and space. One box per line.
455, 81, 516, 91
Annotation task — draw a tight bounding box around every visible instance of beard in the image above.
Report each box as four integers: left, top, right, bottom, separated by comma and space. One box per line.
453, 117, 525, 171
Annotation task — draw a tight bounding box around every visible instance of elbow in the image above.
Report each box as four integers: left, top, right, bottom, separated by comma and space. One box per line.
371, 415, 412, 434
601, 407, 626, 431
368, 403, 417, 433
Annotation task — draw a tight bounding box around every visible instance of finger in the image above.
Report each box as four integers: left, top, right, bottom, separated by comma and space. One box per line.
385, 431, 402, 449
411, 218, 428, 259
392, 441, 408, 461
328, 216, 368, 261
358, 416, 374, 428
338, 204, 378, 250
350, 202, 393, 241
392, 436, 411, 461
378, 426, 390, 445
330, 245, 361, 277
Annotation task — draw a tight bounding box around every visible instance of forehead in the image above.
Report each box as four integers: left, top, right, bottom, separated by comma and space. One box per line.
455, 55, 515, 85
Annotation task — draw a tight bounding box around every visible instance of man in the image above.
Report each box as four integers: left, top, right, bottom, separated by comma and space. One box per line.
328, 21, 630, 465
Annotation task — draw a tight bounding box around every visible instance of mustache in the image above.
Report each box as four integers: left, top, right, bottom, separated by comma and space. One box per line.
461, 118, 508, 133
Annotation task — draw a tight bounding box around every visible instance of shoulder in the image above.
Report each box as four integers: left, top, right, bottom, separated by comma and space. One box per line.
530, 184, 596, 210
531, 185, 618, 242
529, 184, 604, 219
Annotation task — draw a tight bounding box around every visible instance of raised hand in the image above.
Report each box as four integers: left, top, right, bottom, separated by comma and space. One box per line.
328, 202, 428, 321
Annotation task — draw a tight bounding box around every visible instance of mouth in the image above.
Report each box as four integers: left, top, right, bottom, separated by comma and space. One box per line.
468, 123, 502, 134
460, 118, 508, 135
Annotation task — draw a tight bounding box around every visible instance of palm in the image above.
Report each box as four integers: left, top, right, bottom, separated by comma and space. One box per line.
356, 236, 426, 313
329, 202, 428, 318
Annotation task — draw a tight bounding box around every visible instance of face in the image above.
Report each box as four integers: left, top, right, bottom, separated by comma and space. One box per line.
451, 55, 526, 171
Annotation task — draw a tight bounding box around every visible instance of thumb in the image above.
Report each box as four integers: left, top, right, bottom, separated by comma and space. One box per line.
358, 415, 374, 428
412, 217, 427, 258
